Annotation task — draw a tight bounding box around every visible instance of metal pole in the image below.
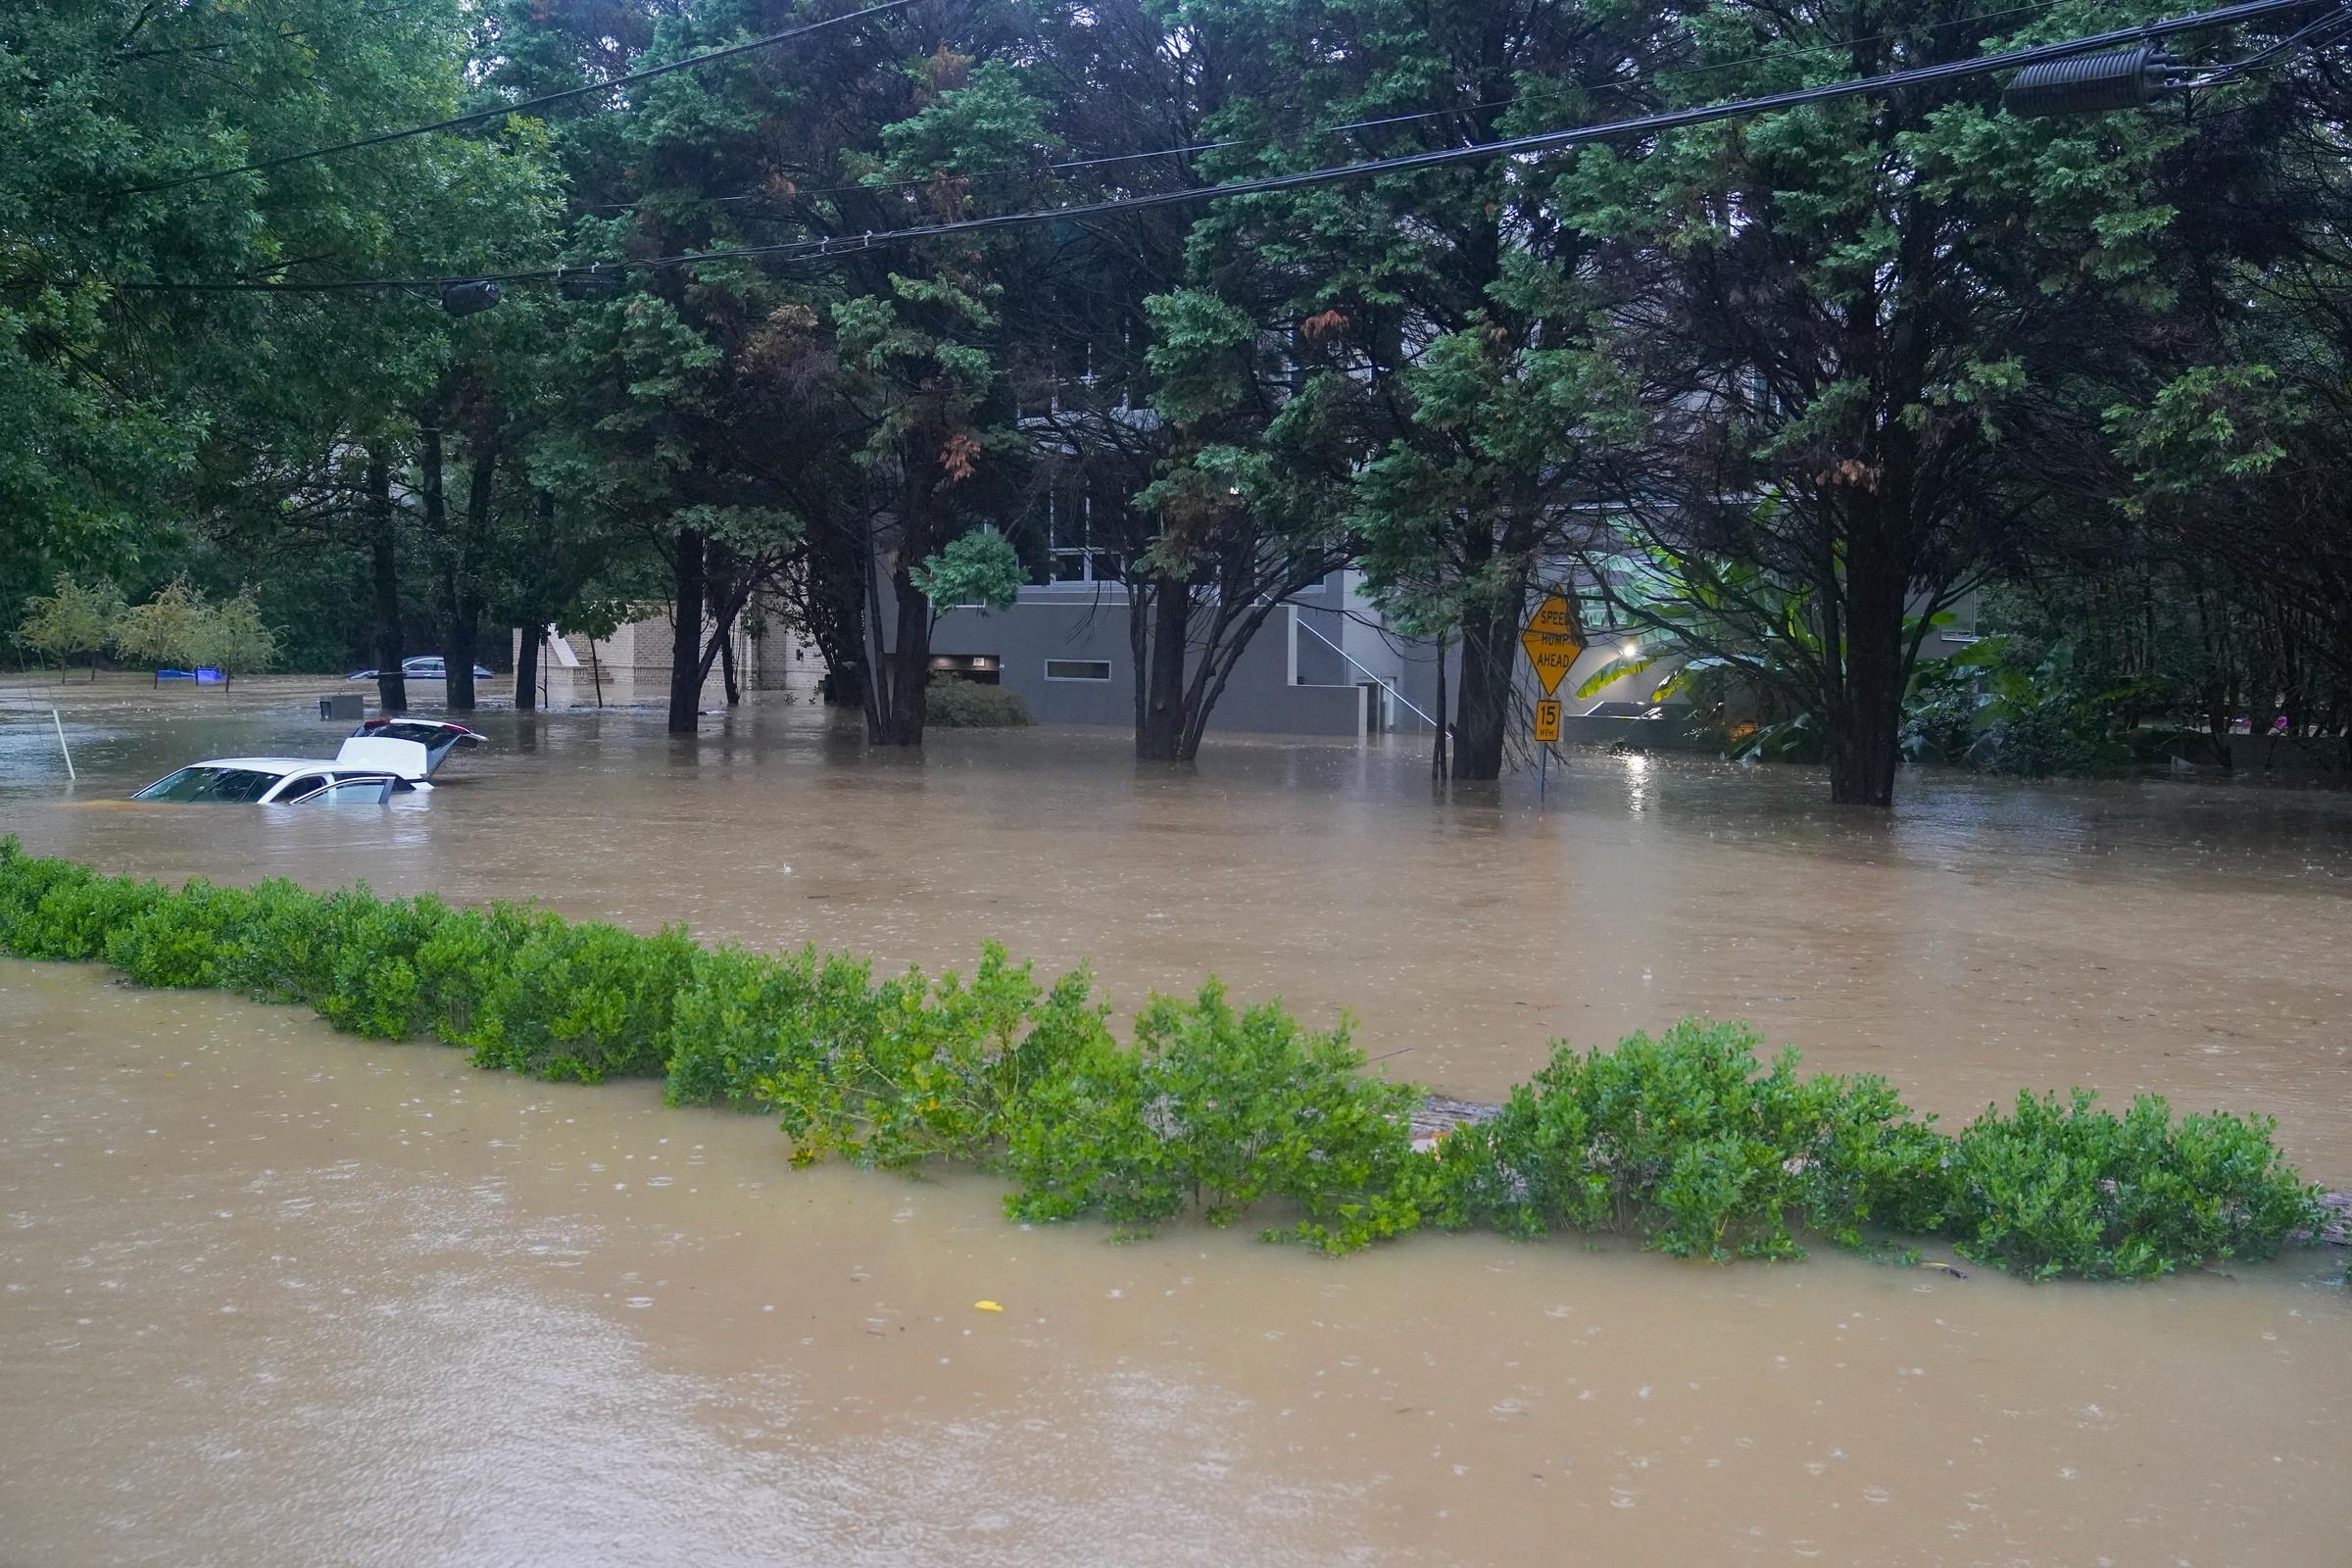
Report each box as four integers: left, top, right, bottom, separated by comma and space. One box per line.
51, 709, 75, 781
1538, 738, 1546, 808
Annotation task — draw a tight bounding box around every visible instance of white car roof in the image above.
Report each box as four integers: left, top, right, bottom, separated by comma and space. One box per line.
182, 758, 345, 776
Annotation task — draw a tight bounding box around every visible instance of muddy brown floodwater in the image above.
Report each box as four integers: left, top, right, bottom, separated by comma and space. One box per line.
3, 676, 2349, 1565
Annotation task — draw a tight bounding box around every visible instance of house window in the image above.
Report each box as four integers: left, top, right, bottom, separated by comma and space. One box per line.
1044, 659, 1112, 682
1047, 486, 1122, 584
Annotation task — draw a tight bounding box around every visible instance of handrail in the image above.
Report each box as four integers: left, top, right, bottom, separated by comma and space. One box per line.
1292, 611, 1446, 731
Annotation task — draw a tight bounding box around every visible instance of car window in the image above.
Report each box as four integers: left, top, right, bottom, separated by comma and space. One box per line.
132, 766, 278, 803
271, 774, 329, 803
314, 780, 392, 806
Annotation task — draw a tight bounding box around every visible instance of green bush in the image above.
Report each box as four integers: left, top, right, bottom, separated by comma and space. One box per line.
925, 676, 1031, 728
7, 863, 169, 961
0, 840, 2328, 1278
104, 879, 258, 989
758, 943, 1111, 1171
1432, 1020, 1944, 1260
463, 918, 698, 1082
311, 891, 457, 1040
1939, 1090, 2320, 1280
414, 901, 552, 1044
662, 943, 889, 1109
1001, 981, 1431, 1253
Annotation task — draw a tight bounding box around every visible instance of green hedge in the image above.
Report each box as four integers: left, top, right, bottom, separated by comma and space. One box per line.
0, 838, 2326, 1272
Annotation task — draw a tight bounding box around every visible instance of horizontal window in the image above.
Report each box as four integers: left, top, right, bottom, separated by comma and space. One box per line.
1044, 659, 1112, 682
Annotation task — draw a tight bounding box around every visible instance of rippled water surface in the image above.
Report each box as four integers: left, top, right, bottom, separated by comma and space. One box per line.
2, 675, 2347, 1565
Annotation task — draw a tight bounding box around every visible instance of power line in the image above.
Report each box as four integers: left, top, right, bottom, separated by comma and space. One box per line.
109, 0, 918, 197
119, 0, 2330, 297
592, 0, 2082, 218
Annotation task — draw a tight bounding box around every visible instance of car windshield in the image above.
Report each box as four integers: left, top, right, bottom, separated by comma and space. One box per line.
132, 766, 280, 804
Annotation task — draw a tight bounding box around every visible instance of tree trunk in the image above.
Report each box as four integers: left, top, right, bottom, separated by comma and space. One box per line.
514, 627, 540, 712
718, 627, 740, 705
876, 560, 932, 746
367, 453, 409, 713
1451, 590, 1522, 781
1135, 571, 1193, 761
438, 446, 495, 712
1432, 632, 1449, 781
1824, 540, 1908, 808
514, 489, 554, 713
667, 525, 708, 733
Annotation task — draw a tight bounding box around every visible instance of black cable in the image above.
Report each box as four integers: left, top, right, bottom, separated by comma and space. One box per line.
108, 0, 919, 197
589, 0, 2082, 217
118, 0, 2331, 296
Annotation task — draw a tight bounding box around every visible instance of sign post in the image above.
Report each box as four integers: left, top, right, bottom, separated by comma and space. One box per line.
1520, 594, 1584, 807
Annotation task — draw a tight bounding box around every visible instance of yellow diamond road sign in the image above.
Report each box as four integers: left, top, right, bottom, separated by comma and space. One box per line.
1520, 594, 1584, 696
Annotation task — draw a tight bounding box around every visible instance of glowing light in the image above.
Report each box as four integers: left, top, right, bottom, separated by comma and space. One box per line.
1620, 642, 1640, 660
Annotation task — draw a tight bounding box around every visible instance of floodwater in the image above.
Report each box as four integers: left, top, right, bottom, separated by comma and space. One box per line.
2, 675, 2348, 1565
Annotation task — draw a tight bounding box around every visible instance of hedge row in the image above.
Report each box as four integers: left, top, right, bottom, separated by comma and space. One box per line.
0, 839, 2325, 1275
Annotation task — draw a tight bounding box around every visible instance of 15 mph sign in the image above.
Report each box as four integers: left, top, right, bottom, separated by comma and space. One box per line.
1519, 594, 1584, 696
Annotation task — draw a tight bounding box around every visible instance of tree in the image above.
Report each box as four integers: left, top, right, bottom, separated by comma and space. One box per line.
16, 577, 124, 680
194, 586, 278, 683
112, 578, 211, 681
1549, 0, 2254, 806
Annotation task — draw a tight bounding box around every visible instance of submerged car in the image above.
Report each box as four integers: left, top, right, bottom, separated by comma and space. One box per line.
131, 736, 438, 805
349, 716, 485, 776
345, 655, 495, 682
131, 758, 408, 806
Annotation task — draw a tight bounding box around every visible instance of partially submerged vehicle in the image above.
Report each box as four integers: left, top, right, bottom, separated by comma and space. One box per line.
346, 717, 485, 777
345, 655, 495, 682
131, 735, 439, 805
131, 757, 411, 806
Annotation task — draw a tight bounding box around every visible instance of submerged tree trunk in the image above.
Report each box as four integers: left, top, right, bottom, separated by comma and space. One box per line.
1432, 632, 1449, 781
1823, 518, 1909, 808
1450, 585, 1524, 782
874, 561, 932, 746
435, 443, 494, 712
718, 628, 741, 705
514, 627, 539, 712
367, 453, 409, 714
667, 525, 708, 733
1134, 571, 1193, 761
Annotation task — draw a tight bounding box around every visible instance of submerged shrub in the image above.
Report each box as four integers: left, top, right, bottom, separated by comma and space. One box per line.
10, 866, 168, 961
464, 918, 697, 1082
662, 944, 888, 1109
924, 676, 1031, 728
0, 840, 2328, 1280
104, 879, 259, 989
1000, 980, 1431, 1253
1434, 1019, 1944, 1261
414, 900, 552, 1043
757, 943, 1111, 1171
1939, 1090, 2321, 1281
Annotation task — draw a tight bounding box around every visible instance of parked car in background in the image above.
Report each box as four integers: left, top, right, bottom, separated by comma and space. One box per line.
345, 655, 494, 682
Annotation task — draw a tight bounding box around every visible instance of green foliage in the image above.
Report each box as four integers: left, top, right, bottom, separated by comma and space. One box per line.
759, 945, 1111, 1172
192, 585, 278, 678
912, 531, 1025, 619
15, 576, 123, 677
662, 944, 889, 1109
109, 578, 211, 672
924, 676, 1032, 728
0, 855, 167, 962
1434, 1020, 1941, 1260
0, 842, 2326, 1277
1939, 1091, 2321, 1281
1001, 981, 1431, 1253
464, 920, 697, 1083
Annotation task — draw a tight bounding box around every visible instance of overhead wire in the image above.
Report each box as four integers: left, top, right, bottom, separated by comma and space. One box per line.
107, 0, 919, 196
117, 0, 2333, 297
585, 0, 2086, 218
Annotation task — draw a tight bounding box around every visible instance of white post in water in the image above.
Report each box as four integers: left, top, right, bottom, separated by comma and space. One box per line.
51, 709, 75, 781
